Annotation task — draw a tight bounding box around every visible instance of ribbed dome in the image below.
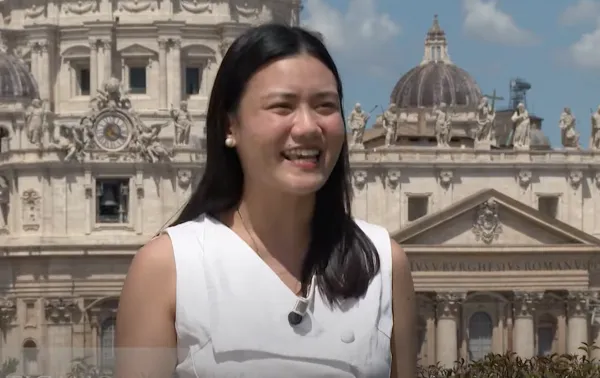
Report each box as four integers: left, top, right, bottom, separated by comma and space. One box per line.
0, 52, 39, 101
390, 62, 482, 109
389, 15, 482, 109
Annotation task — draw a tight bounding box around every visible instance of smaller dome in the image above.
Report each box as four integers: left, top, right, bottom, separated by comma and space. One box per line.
0, 51, 39, 101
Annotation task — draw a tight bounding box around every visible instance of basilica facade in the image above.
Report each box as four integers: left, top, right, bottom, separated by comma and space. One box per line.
0, 5, 600, 377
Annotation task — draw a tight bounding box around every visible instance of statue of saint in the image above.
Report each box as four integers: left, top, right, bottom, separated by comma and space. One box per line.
591, 106, 600, 150
381, 103, 398, 147
433, 102, 452, 147
347, 103, 370, 146
559, 107, 580, 149
475, 96, 495, 142
25, 99, 52, 147
510, 102, 531, 150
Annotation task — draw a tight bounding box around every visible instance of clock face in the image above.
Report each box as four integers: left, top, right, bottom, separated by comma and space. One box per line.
93, 112, 132, 152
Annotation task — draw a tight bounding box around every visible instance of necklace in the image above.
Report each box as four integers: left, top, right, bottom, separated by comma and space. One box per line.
236, 208, 310, 297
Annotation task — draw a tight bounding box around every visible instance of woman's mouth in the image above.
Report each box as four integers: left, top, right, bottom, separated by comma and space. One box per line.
281, 148, 322, 164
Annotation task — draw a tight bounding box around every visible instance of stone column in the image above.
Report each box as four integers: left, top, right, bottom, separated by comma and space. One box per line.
158, 38, 168, 109
170, 38, 181, 106
435, 292, 464, 368
101, 38, 112, 84
37, 41, 51, 102
567, 291, 589, 356
512, 292, 540, 359
89, 39, 98, 95
28, 42, 40, 87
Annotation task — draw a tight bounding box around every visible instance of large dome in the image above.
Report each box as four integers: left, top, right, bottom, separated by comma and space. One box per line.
390, 62, 482, 109
0, 51, 39, 101
389, 15, 482, 109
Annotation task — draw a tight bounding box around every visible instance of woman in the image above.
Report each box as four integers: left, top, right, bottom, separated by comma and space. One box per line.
115, 23, 417, 378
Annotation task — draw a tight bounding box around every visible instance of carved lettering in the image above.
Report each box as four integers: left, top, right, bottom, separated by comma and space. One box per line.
410, 259, 600, 272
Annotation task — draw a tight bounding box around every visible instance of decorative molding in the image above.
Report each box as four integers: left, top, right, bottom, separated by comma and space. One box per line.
180, 0, 212, 13
472, 199, 502, 244
386, 169, 400, 189
513, 291, 544, 318
568, 170, 583, 189
567, 290, 590, 318
219, 38, 235, 57
438, 169, 453, 189
21, 189, 41, 231
352, 170, 367, 190
517, 169, 532, 188
177, 169, 192, 189
44, 298, 79, 323
0, 297, 16, 326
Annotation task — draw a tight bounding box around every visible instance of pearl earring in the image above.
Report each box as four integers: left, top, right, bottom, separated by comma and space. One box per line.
225, 136, 235, 147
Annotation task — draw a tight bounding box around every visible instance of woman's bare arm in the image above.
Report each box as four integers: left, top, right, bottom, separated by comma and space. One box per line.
390, 239, 417, 378
115, 234, 178, 378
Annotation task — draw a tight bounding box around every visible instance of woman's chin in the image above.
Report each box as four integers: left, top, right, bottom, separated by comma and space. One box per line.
277, 172, 328, 196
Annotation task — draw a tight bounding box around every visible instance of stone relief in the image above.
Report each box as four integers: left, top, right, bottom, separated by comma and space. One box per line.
567, 291, 590, 317
24, 1, 46, 18
432, 102, 453, 148
568, 170, 583, 190
180, 0, 213, 13
347, 103, 372, 147
510, 102, 531, 150
24, 98, 53, 148
177, 169, 192, 189
170, 101, 192, 145
62, 0, 97, 14
118, 0, 155, 12
0, 175, 8, 233
386, 170, 401, 189
44, 298, 79, 323
472, 199, 502, 244
438, 170, 453, 188
219, 38, 235, 57
435, 292, 466, 318
559, 107, 580, 149
513, 291, 544, 317
591, 106, 600, 150
352, 170, 368, 190
0, 297, 16, 325
517, 169, 532, 188
474, 96, 495, 145
50, 77, 171, 163
21, 189, 41, 232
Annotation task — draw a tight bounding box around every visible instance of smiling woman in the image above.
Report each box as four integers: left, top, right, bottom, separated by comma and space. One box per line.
114, 23, 417, 378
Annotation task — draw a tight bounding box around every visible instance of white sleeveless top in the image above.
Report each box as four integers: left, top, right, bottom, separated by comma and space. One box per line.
165, 214, 393, 378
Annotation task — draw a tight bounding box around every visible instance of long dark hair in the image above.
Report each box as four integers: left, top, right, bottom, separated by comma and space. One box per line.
170, 23, 380, 306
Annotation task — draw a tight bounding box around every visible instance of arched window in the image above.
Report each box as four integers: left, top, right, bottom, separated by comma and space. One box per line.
100, 317, 116, 369
537, 313, 557, 356
468, 311, 493, 361
0, 126, 8, 153
417, 317, 427, 365
22, 339, 38, 376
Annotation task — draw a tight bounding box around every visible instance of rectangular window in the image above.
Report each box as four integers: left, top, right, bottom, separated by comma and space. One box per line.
128, 67, 146, 94
96, 178, 129, 224
77, 67, 90, 95
538, 196, 558, 218
408, 196, 428, 221
185, 67, 201, 95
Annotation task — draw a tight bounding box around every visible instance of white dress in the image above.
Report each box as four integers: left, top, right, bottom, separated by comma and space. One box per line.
165, 214, 393, 378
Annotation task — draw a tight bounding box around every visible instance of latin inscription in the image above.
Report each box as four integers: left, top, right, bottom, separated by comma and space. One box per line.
410, 259, 600, 272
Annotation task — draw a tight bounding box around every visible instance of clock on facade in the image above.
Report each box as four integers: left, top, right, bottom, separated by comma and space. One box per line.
93, 111, 133, 152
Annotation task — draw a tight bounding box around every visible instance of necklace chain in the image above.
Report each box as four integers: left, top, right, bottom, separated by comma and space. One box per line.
236, 208, 310, 296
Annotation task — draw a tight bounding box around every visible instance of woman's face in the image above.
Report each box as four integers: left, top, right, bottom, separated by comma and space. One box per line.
229, 53, 345, 197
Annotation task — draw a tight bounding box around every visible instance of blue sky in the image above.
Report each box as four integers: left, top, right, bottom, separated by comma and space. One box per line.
301, 0, 600, 148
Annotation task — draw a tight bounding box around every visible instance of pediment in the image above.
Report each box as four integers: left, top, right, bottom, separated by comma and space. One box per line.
183, 44, 216, 59
393, 188, 600, 246
118, 43, 155, 57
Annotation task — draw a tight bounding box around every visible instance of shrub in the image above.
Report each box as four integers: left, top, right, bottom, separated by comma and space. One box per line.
0, 358, 18, 378
417, 344, 600, 377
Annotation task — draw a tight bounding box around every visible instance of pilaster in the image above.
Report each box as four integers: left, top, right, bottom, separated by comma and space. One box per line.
435, 292, 465, 368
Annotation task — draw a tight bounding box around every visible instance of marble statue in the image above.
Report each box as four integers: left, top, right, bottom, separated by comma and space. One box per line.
510, 102, 531, 150
170, 101, 193, 145
92, 77, 131, 110
475, 96, 495, 143
559, 107, 580, 149
49, 124, 85, 162
130, 123, 171, 163
347, 103, 370, 146
0, 175, 8, 231
591, 106, 600, 150
433, 102, 452, 147
381, 103, 398, 147
25, 98, 52, 147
